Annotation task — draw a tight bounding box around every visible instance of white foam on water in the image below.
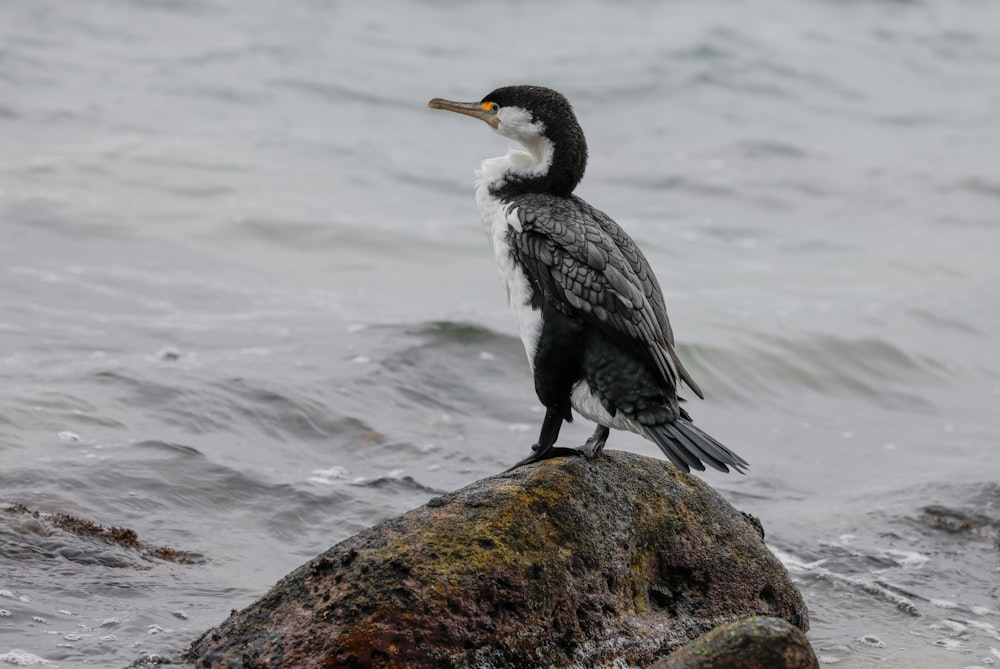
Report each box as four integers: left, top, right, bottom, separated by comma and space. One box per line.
307, 466, 350, 484
932, 599, 960, 609
857, 635, 886, 648
937, 620, 969, 634
883, 549, 929, 567
934, 638, 964, 651
0, 650, 50, 666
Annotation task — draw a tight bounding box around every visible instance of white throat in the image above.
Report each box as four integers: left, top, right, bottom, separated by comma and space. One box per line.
474, 137, 554, 192
473, 105, 554, 192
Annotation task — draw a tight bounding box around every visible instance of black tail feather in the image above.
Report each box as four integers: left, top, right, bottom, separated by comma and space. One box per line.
643, 420, 749, 474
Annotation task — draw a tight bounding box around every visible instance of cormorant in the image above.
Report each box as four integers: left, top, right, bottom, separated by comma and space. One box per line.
428, 85, 747, 475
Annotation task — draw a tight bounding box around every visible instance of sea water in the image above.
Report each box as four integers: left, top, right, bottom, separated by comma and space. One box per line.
1, 1, 998, 666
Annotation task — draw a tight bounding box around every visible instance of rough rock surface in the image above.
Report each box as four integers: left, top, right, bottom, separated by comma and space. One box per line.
184, 450, 808, 668
651, 616, 819, 669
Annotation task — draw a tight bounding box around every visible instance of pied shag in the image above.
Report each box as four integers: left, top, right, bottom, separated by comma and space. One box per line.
428, 85, 747, 475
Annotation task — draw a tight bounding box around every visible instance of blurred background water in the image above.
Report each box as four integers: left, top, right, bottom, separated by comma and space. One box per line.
1, 1, 998, 666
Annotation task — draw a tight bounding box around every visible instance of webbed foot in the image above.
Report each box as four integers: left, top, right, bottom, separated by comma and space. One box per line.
578, 425, 610, 460
504, 444, 584, 472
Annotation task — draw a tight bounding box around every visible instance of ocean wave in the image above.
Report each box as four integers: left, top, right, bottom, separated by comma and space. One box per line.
679, 333, 947, 408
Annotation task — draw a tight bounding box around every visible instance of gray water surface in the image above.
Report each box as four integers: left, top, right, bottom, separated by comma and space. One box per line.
1, 1, 999, 667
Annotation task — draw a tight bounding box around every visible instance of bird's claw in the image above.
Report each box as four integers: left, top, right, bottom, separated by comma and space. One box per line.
505, 445, 585, 472
578, 426, 610, 460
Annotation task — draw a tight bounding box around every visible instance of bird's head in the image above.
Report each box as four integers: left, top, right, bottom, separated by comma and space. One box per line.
428, 85, 587, 197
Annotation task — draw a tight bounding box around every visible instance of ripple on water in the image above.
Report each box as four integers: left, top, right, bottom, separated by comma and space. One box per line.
776, 481, 1000, 666
349, 475, 444, 495
0, 1, 996, 668
681, 332, 948, 406
89, 368, 387, 445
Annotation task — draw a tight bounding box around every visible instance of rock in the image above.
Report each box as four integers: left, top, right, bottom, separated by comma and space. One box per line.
184, 450, 808, 668
650, 616, 819, 669
3, 502, 201, 567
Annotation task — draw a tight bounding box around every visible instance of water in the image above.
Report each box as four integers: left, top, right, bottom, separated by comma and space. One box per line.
1, 0, 999, 666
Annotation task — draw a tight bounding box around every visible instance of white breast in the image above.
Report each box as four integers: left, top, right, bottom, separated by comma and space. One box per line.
475, 172, 542, 372
470, 139, 552, 376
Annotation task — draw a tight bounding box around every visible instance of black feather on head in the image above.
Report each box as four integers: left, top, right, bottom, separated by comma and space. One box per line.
482, 85, 588, 198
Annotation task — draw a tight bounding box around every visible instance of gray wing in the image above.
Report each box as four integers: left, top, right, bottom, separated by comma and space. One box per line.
506, 193, 688, 403
575, 197, 704, 399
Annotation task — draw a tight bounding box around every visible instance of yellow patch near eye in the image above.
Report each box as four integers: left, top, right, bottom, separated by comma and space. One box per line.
481, 101, 497, 112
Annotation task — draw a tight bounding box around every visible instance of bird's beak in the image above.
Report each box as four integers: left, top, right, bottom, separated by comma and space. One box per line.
427, 98, 500, 129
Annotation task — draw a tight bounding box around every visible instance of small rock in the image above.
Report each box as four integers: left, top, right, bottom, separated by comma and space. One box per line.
651, 616, 819, 669
157, 347, 181, 362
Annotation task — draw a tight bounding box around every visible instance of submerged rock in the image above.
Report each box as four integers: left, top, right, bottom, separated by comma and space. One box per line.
651, 616, 819, 669
184, 450, 808, 668
3, 502, 201, 567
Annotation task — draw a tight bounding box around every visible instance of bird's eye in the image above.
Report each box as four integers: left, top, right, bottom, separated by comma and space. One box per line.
481, 101, 499, 113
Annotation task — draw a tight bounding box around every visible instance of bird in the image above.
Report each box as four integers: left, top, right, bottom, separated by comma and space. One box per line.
428, 85, 748, 475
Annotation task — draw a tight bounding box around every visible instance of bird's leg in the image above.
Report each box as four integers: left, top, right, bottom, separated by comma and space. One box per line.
530, 407, 562, 454
578, 425, 610, 460
505, 407, 581, 471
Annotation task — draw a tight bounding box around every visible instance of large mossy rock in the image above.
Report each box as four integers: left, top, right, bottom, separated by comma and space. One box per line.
185, 451, 808, 668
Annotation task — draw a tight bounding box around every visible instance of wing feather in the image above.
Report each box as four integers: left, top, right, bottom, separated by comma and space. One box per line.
506, 195, 683, 402
571, 197, 705, 399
